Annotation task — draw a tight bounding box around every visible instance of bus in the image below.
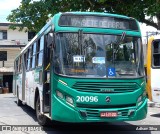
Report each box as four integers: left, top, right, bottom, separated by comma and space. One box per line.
13, 12, 147, 125
146, 35, 160, 104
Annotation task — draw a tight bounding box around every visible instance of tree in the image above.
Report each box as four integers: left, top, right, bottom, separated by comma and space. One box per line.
7, 0, 160, 32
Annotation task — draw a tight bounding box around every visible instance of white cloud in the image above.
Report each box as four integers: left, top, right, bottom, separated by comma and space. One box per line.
140, 23, 157, 37
140, 23, 157, 45
0, 0, 21, 22
0, 0, 21, 10
0, 0, 40, 22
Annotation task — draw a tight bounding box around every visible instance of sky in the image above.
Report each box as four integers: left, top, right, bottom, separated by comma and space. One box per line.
0, 0, 21, 22
140, 23, 157, 44
0, 0, 158, 40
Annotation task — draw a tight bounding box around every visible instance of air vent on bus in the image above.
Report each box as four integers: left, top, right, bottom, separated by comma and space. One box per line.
72, 82, 139, 93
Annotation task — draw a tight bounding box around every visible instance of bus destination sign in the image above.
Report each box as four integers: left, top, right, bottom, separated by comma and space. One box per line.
70, 17, 126, 29
59, 15, 138, 30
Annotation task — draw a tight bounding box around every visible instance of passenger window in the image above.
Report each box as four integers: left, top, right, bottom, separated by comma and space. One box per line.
30, 46, 33, 68
32, 56, 36, 68
24, 52, 27, 70
16, 59, 19, 73
40, 36, 44, 50
32, 42, 36, 68
33, 42, 37, 54
19, 56, 22, 72
37, 36, 44, 66
27, 48, 31, 70
38, 52, 43, 66
152, 40, 160, 67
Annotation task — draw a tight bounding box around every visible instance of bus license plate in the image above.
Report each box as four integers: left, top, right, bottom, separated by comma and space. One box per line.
100, 112, 118, 118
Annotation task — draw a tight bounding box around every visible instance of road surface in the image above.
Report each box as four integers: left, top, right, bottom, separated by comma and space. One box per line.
0, 93, 159, 134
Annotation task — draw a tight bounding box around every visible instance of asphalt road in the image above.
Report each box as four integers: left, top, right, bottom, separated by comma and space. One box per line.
0, 93, 159, 134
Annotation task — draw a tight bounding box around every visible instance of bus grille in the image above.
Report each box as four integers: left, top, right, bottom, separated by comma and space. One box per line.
86, 109, 99, 118
77, 103, 136, 108
72, 82, 139, 93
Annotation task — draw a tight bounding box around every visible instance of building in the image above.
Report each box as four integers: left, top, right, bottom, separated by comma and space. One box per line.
0, 23, 35, 93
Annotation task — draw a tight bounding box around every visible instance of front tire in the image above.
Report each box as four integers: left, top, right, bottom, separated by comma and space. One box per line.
36, 96, 49, 126
17, 90, 22, 106
17, 98, 22, 106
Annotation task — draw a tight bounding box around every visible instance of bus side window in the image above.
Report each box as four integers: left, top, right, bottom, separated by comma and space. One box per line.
30, 45, 33, 68
24, 52, 27, 70
152, 41, 160, 67
16, 59, 19, 73
31, 42, 36, 68
19, 56, 22, 72
17, 57, 19, 72
27, 48, 31, 70
37, 36, 44, 67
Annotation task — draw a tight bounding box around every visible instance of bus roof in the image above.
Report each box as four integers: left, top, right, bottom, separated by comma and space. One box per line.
147, 35, 160, 44
57, 12, 134, 20
152, 34, 160, 40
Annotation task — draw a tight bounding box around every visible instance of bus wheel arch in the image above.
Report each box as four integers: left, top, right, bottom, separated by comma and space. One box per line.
16, 86, 22, 106
34, 88, 39, 109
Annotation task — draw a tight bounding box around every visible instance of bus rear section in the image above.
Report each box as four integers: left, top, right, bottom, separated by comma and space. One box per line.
146, 35, 160, 103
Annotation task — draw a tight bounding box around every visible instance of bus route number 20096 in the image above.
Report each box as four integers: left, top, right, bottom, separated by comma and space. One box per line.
76, 96, 98, 102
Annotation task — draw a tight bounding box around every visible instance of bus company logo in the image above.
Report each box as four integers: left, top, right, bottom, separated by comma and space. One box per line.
100, 89, 114, 93
106, 96, 111, 103
2, 126, 11, 131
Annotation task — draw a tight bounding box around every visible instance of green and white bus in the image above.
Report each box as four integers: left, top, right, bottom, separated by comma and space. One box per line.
13, 12, 147, 125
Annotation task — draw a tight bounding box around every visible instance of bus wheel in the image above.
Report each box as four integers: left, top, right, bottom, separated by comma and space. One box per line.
36, 96, 48, 126
17, 98, 22, 106
17, 90, 22, 106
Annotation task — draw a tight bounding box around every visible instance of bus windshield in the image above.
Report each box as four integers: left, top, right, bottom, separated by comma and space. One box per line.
54, 33, 144, 78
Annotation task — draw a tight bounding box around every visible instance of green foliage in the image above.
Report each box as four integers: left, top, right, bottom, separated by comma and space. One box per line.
7, 0, 160, 32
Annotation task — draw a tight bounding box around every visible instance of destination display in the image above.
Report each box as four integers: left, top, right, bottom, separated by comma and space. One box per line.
59, 15, 138, 30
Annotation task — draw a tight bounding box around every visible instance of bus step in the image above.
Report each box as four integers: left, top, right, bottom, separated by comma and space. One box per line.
44, 106, 50, 112
44, 113, 51, 119
22, 101, 26, 105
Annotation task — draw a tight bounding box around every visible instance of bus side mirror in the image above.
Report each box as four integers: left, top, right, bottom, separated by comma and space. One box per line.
47, 32, 55, 48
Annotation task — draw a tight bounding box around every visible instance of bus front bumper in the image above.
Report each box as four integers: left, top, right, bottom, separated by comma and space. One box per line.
51, 96, 147, 122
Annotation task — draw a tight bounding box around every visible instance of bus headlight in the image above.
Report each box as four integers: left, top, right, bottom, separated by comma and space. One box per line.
142, 91, 147, 98
66, 96, 74, 107
137, 95, 143, 106
56, 90, 64, 99
137, 95, 142, 102
137, 91, 146, 107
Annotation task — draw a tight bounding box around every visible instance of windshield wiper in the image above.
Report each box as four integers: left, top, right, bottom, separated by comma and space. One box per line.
114, 32, 126, 54
78, 29, 83, 55
112, 32, 126, 63
78, 29, 86, 73
117, 71, 135, 76
115, 69, 135, 76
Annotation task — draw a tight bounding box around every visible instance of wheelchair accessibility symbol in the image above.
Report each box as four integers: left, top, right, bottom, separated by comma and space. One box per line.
108, 67, 116, 77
